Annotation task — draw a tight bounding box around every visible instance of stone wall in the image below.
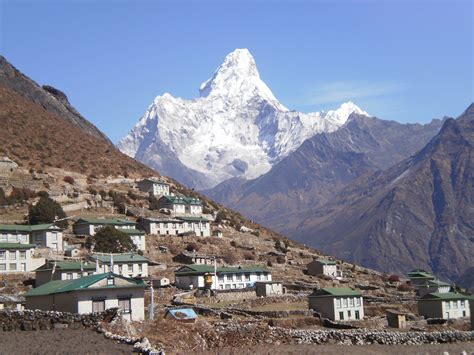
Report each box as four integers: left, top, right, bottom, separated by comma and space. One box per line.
215, 289, 256, 301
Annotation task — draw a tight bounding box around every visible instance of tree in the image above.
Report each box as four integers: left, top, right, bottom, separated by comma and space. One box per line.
89, 226, 136, 253
28, 195, 67, 228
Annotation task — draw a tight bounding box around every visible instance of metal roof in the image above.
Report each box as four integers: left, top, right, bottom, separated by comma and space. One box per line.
35, 260, 96, 272
75, 218, 135, 226
0, 224, 62, 232
419, 292, 469, 301
309, 287, 362, 298
0, 243, 36, 250
89, 253, 151, 264
175, 264, 269, 275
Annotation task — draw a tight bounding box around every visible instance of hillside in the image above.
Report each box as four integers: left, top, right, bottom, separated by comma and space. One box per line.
292, 104, 474, 288
205, 114, 443, 234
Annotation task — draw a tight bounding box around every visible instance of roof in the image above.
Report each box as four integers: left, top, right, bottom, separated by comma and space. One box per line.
143, 217, 182, 223
118, 228, 146, 235
175, 264, 269, 275
75, 218, 136, 226
176, 216, 210, 223
407, 270, 434, 279
160, 195, 202, 206
419, 279, 451, 287
0, 223, 61, 232
35, 260, 96, 272
309, 287, 362, 298
90, 253, 151, 264
0, 243, 36, 250
140, 177, 169, 185
25, 272, 146, 297
311, 259, 337, 265
419, 292, 469, 301
166, 308, 197, 320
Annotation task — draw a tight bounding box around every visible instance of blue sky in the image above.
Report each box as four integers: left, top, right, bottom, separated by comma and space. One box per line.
1, 0, 472, 143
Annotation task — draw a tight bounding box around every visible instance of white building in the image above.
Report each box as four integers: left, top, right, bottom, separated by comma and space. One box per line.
175, 265, 271, 290
255, 281, 284, 297
35, 260, 97, 286
307, 259, 341, 278
0, 243, 45, 273
156, 195, 203, 215
309, 287, 364, 321
418, 292, 470, 320
0, 224, 63, 251
73, 218, 145, 251
137, 178, 170, 197
417, 279, 451, 297
25, 272, 146, 321
141, 216, 211, 237
89, 253, 153, 278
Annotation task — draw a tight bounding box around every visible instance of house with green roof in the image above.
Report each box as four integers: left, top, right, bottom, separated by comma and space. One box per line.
25, 272, 147, 321
407, 269, 435, 287
308, 287, 364, 321
137, 177, 170, 197
0, 223, 63, 251
418, 279, 451, 297
175, 264, 271, 290
34, 260, 97, 287
307, 258, 342, 278
141, 216, 211, 237
0, 243, 45, 274
418, 292, 470, 320
89, 253, 155, 278
156, 195, 203, 215
73, 218, 146, 251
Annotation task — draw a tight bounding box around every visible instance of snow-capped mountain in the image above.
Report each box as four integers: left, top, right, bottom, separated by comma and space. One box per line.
118, 48, 368, 189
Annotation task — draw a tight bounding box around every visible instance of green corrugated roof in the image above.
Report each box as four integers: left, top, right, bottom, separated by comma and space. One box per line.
160, 195, 202, 206
25, 272, 146, 297
141, 177, 168, 185
176, 216, 209, 223
175, 264, 269, 275
309, 287, 362, 298
426, 279, 451, 287
75, 218, 135, 226
0, 224, 61, 232
90, 253, 150, 264
118, 228, 146, 235
420, 292, 468, 301
35, 260, 96, 271
407, 270, 434, 279
313, 259, 337, 265
0, 243, 36, 250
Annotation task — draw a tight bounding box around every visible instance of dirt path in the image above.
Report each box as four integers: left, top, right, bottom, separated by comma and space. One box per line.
0, 329, 133, 355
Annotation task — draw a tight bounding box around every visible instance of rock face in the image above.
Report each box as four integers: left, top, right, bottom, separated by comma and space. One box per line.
118, 48, 367, 189
205, 114, 444, 231
292, 104, 474, 286
0, 56, 110, 144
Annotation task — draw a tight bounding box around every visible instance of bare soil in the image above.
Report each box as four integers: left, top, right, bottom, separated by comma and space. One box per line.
0, 329, 133, 355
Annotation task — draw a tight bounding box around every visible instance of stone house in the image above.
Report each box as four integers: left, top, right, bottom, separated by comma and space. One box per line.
308, 287, 364, 321
0, 295, 24, 311
255, 281, 284, 297
156, 195, 203, 215
88, 253, 153, 278
73, 218, 145, 251
35, 260, 97, 286
175, 265, 271, 290
0, 224, 63, 251
386, 309, 407, 328
418, 292, 470, 320
417, 279, 451, 297
307, 259, 341, 278
407, 269, 435, 288
140, 216, 210, 237
152, 277, 170, 288
25, 272, 146, 321
137, 178, 170, 197
172, 252, 222, 265
0, 243, 45, 273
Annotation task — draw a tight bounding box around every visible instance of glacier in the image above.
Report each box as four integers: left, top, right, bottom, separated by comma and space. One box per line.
118, 48, 368, 189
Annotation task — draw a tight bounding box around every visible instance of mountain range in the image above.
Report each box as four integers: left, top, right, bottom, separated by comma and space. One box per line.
118, 49, 367, 189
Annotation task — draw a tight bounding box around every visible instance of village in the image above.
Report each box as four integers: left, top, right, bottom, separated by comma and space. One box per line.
0, 160, 473, 353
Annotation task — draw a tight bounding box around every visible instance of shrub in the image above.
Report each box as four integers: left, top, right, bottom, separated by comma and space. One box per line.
243, 252, 255, 260
215, 210, 227, 223
223, 251, 238, 265
8, 187, 37, 205
397, 283, 414, 292
63, 176, 75, 185
251, 230, 260, 237
88, 226, 136, 253
88, 188, 98, 195
99, 190, 107, 199
276, 255, 286, 264
388, 274, 400, 282
28, 195, 67, 228
185, 242, 199, 252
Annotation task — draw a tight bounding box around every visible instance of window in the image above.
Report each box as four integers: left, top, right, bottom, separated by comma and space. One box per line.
339, 312, 344, 320
463, 311, 466, 317
256, 273, 261, 281
236, 274, 242, 281
445, 301, 451, 310
349, 298, 354, 307
453, 301, 458, 309
19, 251, 26, 260
0, 251, 5, 260
460, 300, 465, 307
218, 275, 224, 283
107, 277, 114, 286
225, 284, 231, 290
21, 263, 26, 272
238, 283, 245, 289
51, 232, 58, 242
342, 298, 348, 307
118, 298, 131, 314
231, 284, 236, 289
347, 310, 351, 318
0, 264, 6, 271
66, 273, 73, 280
227, 274, 233, 282
9, 251, 16, 260
9, 263, 17, 271
92, 300, 105, 313
355, 310, 360, 320
138, 264, 143, 273
356, 297, 361, 306
0, 235, 6, 242
245, 274, 250, 281
219, 284, 223, 290
118, 265, 123, 274
336, 299, 341, 308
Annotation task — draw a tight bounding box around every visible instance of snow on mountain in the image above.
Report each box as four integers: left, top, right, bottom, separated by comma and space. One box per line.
118, 48, 368, 189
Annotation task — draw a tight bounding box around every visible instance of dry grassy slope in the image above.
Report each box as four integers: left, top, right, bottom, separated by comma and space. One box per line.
0, 86, 155, 178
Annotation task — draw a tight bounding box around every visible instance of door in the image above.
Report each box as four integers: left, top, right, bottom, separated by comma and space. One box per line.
445, 312, 449, 319
339, 311, 344, 320
355, 310, 360, 320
